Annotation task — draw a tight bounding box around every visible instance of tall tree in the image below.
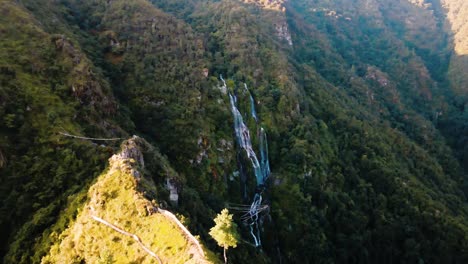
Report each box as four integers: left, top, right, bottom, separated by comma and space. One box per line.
209, 209, 240, 264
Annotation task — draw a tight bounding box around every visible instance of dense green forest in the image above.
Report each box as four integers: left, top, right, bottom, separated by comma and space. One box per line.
0, 0, 467, 263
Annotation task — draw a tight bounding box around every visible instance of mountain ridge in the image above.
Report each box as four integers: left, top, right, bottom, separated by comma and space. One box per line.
1, 0, 467, 263
42, 136, 215, 264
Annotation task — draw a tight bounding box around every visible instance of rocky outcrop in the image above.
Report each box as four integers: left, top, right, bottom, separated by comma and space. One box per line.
242, 0, 286, 11
442, 0, 468, 93
365, 66, 390, 87
241, 0, 292, 45
52, 34, 117, 115
108, 135, 146, 178
275, 21, 293, 46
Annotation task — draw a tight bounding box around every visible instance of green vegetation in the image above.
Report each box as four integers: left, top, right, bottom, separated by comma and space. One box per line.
0, 0, 467, 263
209, 209, 239, 264
41, 137, 215, 263
0, 0, 125, 262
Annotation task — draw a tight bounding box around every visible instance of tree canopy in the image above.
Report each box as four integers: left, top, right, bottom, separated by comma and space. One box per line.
209, 209, 239, 263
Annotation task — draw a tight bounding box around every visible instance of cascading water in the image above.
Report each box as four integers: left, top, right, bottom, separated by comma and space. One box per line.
259, 128, 270, 183
222, 76, 270, 247
246, 83, 258, 122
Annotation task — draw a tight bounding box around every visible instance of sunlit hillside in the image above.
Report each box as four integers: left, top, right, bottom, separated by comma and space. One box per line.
1, 0, 467, 263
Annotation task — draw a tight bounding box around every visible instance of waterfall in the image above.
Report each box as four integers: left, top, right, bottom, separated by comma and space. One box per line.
224, 77, 270, 247
228, 92, 269, 187
259, 128, 271, 184
245, 83, 258, 122
228, 93, 266, 185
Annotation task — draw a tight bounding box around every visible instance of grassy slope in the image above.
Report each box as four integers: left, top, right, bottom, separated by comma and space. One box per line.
42, 137, 217, 264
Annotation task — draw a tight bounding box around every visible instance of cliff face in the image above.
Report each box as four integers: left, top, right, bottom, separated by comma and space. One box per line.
442, 0, 468, 93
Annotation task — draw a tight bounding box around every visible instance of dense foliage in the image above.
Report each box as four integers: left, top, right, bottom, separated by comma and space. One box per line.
42, 137, 217, 263
0, 0, 467, 263
210, 209, 240, 263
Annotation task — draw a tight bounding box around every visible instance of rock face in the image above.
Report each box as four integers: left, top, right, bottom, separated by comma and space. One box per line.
442, 0, 468, 93
52, 34, 118, 115
243, 0, 286, 10
166, 178, 179, 204
442, 0, 468, 55
365, 66, 390, 87
108, 135, 146, 178
241, 0, 292, 45
275, 21, 293, 46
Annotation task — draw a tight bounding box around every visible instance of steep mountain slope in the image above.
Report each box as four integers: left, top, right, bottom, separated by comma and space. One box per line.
42, 136, 215, 264
1, 0, 468, 263
442, 0, 468, 93
0, 0, 127, 261
439, 0, 468, 173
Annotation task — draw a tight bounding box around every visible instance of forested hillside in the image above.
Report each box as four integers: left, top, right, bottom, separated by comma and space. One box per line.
0, 0, 467, 263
